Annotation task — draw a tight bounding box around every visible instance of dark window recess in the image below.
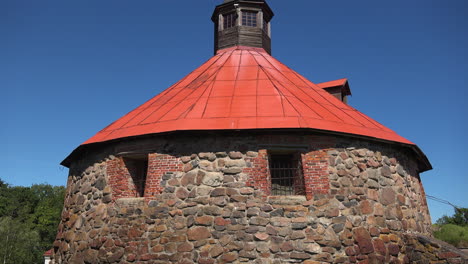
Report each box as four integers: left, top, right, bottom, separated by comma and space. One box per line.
223, 12, 237, 29
269, 154, 305, 196
123, 156, 148, 197
242, 11, 257, 27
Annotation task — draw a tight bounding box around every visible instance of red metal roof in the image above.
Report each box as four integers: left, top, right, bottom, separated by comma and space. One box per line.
317, 78, 352, 97
316, 78, 348, 89
83, 46, 413, 146
44, 249, 53, 256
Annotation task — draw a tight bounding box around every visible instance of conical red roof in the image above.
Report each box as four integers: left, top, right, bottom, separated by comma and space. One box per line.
83, 46, 413, 146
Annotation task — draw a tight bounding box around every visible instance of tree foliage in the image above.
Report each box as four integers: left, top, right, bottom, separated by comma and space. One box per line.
434, 207, 468, 248
436, 208, 468, 226
0, 178, 65, 264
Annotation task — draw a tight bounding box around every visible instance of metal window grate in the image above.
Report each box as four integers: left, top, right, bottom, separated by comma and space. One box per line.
223, 12, 237, 29
269, 154, 305, 196
242, 11, 257, 27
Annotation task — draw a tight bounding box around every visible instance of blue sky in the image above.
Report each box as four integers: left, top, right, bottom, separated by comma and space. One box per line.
1, 0, 467, 222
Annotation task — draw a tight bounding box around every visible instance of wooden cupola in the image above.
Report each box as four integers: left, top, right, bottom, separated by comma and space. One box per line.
212, 0, 274, 54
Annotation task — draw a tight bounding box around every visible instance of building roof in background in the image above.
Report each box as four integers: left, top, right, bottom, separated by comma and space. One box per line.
317, 78, 352, 96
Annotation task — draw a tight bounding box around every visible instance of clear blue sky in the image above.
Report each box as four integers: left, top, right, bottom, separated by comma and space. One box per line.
1, 0, 467, 222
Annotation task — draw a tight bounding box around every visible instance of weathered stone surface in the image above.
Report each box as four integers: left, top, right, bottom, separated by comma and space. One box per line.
94, 177, 106, 190
387, 243, 400, 256
367, 179, 379, 189
199, 152, 217, 161
178, 242, 194, 252
210, 188, 226, 197
176, 188, 189, 199
381, 187, 396, 205
373, 238, 386, 255
254, 232, 269, 241
305, 243, 322, 254
380, 165, 392, 178
210, 245, 224, 257
107, 248, 124, 262
187, 227, 211, 241
360, 200, 373, 215
396, 165, 406, 176
291, 252, 312, 259
250, 217, 269, 226
222, 167, 242, 174
353, 227, 374, 254
180, 172, 196, 186
221, 252, 238, 262
54, 138, 441, 264
201, 172, 223, 187
195, 216, 214, 226
228, 151, 243, 159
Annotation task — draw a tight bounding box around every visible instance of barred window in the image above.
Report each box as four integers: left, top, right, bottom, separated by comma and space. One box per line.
242, 11, 257, 27
124, 155, 148, 197
223, 12, 237, 29
269, 154, 305, 196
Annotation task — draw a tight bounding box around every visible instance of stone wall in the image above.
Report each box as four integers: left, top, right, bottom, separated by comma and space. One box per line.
52, 132, 462, 263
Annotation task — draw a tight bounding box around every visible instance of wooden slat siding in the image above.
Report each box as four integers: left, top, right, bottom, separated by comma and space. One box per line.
217, 27, 239, 51
216, 26, 272, 53
323, 86, 346, 103
238, 27, 263, 47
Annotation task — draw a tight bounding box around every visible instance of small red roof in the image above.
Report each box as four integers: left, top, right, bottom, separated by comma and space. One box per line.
316, 78, 348, 89
43, 249, 53, 256
83, 46, 413, 146
317, 78, 351, 97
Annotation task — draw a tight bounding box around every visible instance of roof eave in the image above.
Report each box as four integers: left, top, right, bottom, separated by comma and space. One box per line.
62, 128, 432, 173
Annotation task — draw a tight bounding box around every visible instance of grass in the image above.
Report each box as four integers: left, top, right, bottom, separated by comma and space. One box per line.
433, 224, 468, 248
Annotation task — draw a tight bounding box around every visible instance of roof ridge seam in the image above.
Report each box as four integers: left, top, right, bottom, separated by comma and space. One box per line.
258, 52, 330, 120
112, 55, 224, 134
226, 49, 244, 120
257, 53, 327, 120
286, 66, 368, 127
251, 52, 298, 118
266, 55, 366, 127
200, 50, 234, 119
147, 55, 227, 124
145, 52, 233, 125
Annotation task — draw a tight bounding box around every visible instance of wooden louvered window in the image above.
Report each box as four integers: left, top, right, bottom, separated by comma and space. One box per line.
269, 153, 305, 196
123, 155, 148, 197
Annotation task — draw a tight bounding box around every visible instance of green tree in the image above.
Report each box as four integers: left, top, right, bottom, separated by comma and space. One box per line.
436, 208, 468, 226
0, 217, 40, 264
0, 178, 65, 264
0, 179, 8, 216
30, 184, 66, 251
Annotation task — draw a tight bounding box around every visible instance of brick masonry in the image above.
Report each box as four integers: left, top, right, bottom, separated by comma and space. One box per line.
52, 132, 467, 263
145, 154, 183, 198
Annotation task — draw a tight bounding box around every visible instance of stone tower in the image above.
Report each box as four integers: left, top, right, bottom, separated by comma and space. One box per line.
52, 1, 467, 263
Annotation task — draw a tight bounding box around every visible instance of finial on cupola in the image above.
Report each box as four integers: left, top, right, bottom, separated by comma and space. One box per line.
212, 0, 274, 54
